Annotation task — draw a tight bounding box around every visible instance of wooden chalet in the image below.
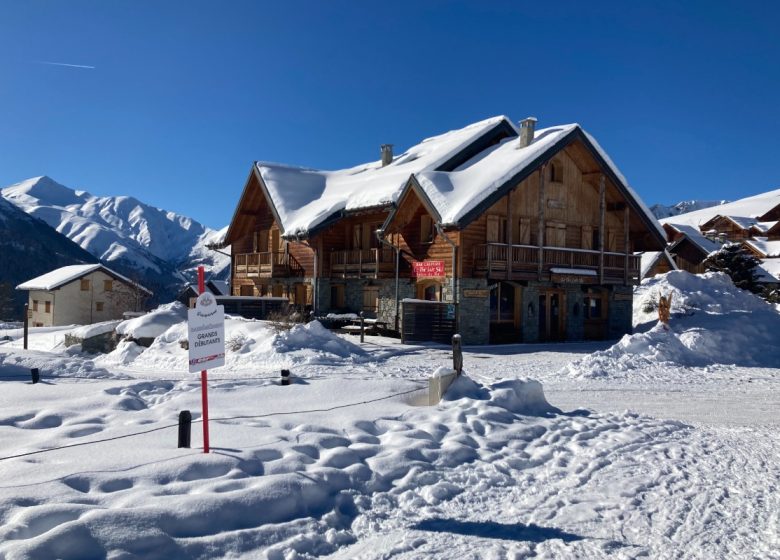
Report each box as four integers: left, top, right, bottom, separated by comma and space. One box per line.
222, 116, 666, 344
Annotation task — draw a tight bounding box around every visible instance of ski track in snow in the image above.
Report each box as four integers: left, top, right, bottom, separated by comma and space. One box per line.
0, 318, 778, 557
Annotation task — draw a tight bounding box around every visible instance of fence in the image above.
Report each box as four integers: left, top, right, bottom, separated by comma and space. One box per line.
401, 300, 457, 344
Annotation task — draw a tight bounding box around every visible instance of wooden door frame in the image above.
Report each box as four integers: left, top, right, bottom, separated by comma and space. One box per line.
538, 288, 566, 341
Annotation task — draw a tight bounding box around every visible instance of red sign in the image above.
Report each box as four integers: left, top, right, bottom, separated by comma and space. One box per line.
411, 260, 445, 277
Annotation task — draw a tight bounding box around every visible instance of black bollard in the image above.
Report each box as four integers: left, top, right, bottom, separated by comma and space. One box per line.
178, 410, 192, 448
281, 369, 291, 386
452, 334, 463, 375
360, 311, 365, 343
30, 368, 40, 384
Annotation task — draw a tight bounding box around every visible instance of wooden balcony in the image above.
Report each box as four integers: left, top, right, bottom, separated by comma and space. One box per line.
234, 252, 303, 278
330, 248, 395, 278
474, 243, 641, 284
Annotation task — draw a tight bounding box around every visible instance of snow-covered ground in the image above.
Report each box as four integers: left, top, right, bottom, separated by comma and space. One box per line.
0, 272, 778, 559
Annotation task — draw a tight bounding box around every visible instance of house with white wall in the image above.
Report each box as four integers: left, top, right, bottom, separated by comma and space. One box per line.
16, 264, 152, 327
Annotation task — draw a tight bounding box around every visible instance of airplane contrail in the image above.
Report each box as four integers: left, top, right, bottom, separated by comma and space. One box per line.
33, 60, 96, 69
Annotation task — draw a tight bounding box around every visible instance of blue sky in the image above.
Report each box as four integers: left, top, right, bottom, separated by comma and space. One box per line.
1, 1, 778, 229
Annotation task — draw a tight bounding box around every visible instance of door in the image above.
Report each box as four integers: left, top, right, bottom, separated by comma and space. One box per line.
538, 290, 565, 341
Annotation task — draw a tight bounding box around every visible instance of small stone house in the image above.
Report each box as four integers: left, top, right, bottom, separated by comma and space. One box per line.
16, 264, 152, 327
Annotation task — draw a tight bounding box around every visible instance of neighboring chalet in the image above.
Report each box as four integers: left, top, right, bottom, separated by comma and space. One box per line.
16, 264, 151, 327
660, 189, 780, 281
177, 279, 229, 307
637, 249, 678, 278
222, 116, 666, 344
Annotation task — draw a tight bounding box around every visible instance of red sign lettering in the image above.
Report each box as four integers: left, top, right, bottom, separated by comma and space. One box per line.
411, 260, 445, 277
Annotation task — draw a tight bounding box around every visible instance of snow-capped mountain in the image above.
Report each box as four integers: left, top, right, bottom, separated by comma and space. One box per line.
650, 199, 729, 220
0, 195, 98, 318
1, 176, 230, 302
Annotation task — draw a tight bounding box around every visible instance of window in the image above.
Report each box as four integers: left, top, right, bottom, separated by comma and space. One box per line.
420, 215, 434, 244
416, 280, 442, 301
545, 222, 566, 247
239, 284, 254, 296
104, 280, 113, 292
272, 284, 284, 298
96, 302, 104, 312
486, 214, 507, 243
362, 286, 379, 313
33, 300, 39, 311
490, 282, 517, 322
44, 301, 51, 313
517, 218, 531, 245
584, 289, 607, 320
330, 285, 345, 308
581, 226, 594, 250
549, 161, 563, 182
80, 279, 90, 291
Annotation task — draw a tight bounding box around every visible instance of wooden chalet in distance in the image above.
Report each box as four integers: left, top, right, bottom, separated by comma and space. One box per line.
660, 189, 780, 280
222, 116, 666, 344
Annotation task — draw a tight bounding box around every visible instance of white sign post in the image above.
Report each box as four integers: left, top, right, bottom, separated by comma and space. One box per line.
188, 292, 226, 373
187, 280, 225, 454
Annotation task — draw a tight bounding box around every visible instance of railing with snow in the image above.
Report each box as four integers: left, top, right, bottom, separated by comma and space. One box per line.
329, 248, 395, 277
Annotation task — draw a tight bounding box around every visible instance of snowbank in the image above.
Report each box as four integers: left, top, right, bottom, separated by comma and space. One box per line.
101, 318, 367, 372
568, 271, 780, 378
115, 302, 188, 340
66, 320, 121, 340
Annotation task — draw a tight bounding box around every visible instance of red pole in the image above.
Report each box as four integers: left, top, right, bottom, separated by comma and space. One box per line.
198, 266, 210, 454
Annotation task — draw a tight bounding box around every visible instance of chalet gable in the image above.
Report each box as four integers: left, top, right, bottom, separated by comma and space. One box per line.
230, 116, 517, 241
223, 167, 284, 247
387, 125, 666, 251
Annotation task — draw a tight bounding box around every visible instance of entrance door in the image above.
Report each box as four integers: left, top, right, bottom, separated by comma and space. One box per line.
538, 290, 565, 341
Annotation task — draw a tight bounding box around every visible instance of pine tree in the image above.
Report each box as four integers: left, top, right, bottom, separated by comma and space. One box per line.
703, 243, 762, 294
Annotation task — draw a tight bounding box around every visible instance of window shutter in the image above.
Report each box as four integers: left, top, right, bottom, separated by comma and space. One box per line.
486, 215, 500, 243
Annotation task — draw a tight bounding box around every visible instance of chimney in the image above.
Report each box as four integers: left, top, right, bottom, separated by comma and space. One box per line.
518, 117, 537, 148
381, 144, 393, 167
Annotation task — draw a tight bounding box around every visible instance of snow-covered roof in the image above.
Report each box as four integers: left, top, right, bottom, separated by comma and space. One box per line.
413, 124, 665, 240
256, 116, 515, 236
758, 258, 780, 281
752, 221, 779, 233
16, 264, 152, 294
637, 249, 678, 279
659, 188, 780, 228
744, 237, 780, 258
665, 223, 722, 255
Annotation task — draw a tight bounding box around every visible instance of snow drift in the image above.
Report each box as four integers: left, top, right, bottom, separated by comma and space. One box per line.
567, 271, 780, 378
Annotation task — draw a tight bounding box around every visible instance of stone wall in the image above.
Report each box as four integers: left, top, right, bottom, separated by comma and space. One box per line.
607, 285, 634, 339
456, 278, 490, 345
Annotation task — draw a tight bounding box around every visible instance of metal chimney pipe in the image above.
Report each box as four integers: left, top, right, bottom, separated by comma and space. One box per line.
381, 144, 393, 167
518, 117, 537, 148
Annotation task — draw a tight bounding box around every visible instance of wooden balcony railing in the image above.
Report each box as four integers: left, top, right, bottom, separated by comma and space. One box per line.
330, 248, 395, 277
474, 243, 641, 284
234, 252, 303, 277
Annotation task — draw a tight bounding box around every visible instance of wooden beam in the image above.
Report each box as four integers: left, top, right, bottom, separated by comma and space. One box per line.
607, 202, 627, 212
538, 165, 547, 281
599, 175, 605, 284
624, 204, 630, 285
507, 189, 513, 280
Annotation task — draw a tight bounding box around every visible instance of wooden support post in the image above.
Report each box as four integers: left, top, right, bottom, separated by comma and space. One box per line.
23, 303, 29, 350
624, 204, 630, 285
507, 189, 514, 280
538, 166, 546, 281
599, 175, 606, 284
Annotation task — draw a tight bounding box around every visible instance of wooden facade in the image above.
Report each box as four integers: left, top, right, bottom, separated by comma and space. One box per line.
224, 122, 665, 343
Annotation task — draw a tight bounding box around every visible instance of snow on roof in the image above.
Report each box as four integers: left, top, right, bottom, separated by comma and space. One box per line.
414, 125, 665, 241
16, 264, 152, 293
745, 237, 780, 258
666, 223, 722, 255
752, 221, 778, 233
758, 258, 780, 281
659, 188, 780, 228
721, 215, 758, 230
415, 124, 576, 224
257, 116, 514, 236
637, 250, 678, 278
